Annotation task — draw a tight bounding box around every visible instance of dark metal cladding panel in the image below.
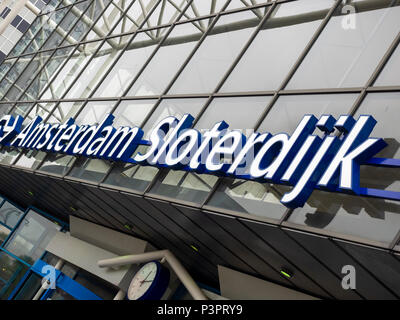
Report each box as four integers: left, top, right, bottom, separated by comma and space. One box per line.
334, 239, 400, 298
287, 228, 396, 300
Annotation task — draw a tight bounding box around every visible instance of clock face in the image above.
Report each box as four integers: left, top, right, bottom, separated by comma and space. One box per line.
128, 262, 159, 300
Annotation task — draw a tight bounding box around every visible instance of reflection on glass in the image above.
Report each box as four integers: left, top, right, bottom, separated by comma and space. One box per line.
375, 43, 400, 86
288, 189, 400, 244
141, 98, 206, 137
168, 9, 263, 94
68, 158, 111, 182
181, 0, 228, 20
112, 100, 156, 127
0, 225, 10, 244
149, 170, 218, 204
0, 55, 33, 99
38, 153, 76, 176
258, 94, 358, 134
354, 93, 400, 193
221, 0, 333, 92
93, 30, 169, 98
126, 20, 206, 97
75, 101, 115, 125
207, 178, 289, 220
14, 273, 42, 300
20, 47, 75, 101
0, 201, 24, 228
0, 252, 29, 300
195, 96, 272, 131
354, 93, 400, 158
102, 162, 159, 192
14, 150, 47, 170
40, 41, 103, 100
47, 101, 84, 124
4, 209, 61, 264
5, 51, 54, 101
0, 103, 15, 118
286, 0, 400, 89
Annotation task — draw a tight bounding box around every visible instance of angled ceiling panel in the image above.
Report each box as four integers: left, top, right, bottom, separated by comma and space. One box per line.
286, 228, 396, 300
208, 212, 342, 298
334, 239, 400, 298
241, 219, 364, 299
177, 205, 291, 286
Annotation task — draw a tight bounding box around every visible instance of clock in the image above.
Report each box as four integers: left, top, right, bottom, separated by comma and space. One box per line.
127, 261, 170, 300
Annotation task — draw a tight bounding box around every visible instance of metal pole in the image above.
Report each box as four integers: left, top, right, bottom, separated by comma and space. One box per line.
113, 289, 126, 300
98, 250, 208, 300
32, 258, 64, 300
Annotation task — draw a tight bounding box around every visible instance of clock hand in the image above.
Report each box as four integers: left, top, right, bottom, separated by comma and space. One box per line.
139, 271, 153, 286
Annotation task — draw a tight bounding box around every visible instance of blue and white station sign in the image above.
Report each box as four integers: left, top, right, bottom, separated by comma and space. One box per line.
0, 112, 399, 208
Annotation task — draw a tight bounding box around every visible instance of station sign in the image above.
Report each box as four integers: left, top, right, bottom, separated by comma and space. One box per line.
0, 113, 398, 208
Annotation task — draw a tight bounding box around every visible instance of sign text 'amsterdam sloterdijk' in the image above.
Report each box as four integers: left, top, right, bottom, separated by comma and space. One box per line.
0, 113, 396, 208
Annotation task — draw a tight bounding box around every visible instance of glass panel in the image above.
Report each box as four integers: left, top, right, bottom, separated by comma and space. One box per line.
207, 178, 290, 220
195, 96, 272, 132
20, 46, 75, 101
66, 32, 160, 99
10, 103, 34, 118
24, 7, 70, 55
0, 58, 16, 80
102, 163, 159, 192
66, 0, 110, 43
168, 8, 264, 94
4, 209, 61, 264
149, 170, 219, 204
25, 102, 56, 122
66, 101, 115, 181
0, 201, 24, 228
93, 29, 171, 98
14, 150, 47, 170
38, 153, 77, 176
18, 102, 84, 171
126, 19, 208, 97
14, 273, 42, 300
109, 0, 149, 36
184, 0, 229, 18
75, 101, 115, 124
112, 99, 157, 127
258, 94, 358, 134
40, 40, 103, 100
52, 101, 83, 123
141, 98, 206, 136
220, 0, 334, 92
0, 147, 21, 165
68, 158, 111, 182
288, 189, 400, 245
0, 103, 15, 118
0, 225, 10, 244
354, 92, 400, 193
286, 0, 400, 89
41, 1, 92, 50
0, 55, 34, 99
145, 0, 190, 29
374, 42, 400, 86
0, 252, 29, 300
226, 0, 269, 11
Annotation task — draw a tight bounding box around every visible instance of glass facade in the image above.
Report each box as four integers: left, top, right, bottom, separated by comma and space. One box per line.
0, 197, 64, 300
0, 0, 400, 258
